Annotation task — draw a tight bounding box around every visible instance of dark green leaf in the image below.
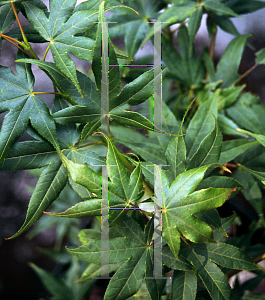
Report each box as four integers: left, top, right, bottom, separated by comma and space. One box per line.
23, 0, 98, 95
185, 92, 218, 162
171, 270, 197, 300
187, 117, 222, 169
29, 263, 73, 300
187, 250, 233, 300
194, 242, 258, 270
8, 159, 68, 238
0, 52, 60, 162
204, 1, 239, 17
219, 139, 258, 165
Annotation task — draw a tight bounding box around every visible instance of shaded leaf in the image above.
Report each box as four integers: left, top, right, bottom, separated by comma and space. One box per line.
187, 250, 233, 300
171, 270, 197, 300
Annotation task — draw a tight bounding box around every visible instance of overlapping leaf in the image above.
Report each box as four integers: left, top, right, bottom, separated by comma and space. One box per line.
67, 216, 192, 299
0, 51, 60, 162
107, 0, 165, 58
22, 0, 98, 95
47, 136, 144, 221
4, 96, 104, 238
155, 164, 233, 258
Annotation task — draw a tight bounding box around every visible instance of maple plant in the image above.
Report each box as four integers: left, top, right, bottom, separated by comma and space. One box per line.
2, 0, 265, 299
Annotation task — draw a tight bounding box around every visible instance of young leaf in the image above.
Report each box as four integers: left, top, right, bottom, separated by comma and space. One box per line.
142, 2, 197, 46
156, 165, 233, 258
165, 129, 186, 184
256, 47, 265, 65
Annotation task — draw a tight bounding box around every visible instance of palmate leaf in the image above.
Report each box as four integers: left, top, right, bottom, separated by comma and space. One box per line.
107, 0, 165, 58
156, 164, 233, 258
186, 249, 233, 300
22, 0, 99, 96
4, 96, 105, 238
67, 216, 192, 299
171, 270, 197, 300
0, 51, 60, 162
180, 241, 258, 300
18, 56, 166, 141
48, 136, 144, 221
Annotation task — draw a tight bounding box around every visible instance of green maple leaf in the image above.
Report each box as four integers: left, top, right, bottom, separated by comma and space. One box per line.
0, 51, 60, 162
67, 216, 192, 300
21, 0, 99, 96
155, 164, 234, 258
16, 2, 167, 140
107, 0, 165, 58
2, 96, 105, 238
46, 136, 144, 225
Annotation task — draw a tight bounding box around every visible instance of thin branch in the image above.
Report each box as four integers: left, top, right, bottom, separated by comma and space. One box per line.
11, 1, 39, 59
42, 43, 50, 61
0, 35, 33, 58
234, 64, 258, 85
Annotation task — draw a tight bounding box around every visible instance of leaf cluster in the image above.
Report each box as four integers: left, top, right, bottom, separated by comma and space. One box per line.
1, 0, 265, 299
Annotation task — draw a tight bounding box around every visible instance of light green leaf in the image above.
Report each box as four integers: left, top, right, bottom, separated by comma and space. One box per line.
142, 3, 197, 46
256, 47, 265, 65
218, 114, 247, 137
77, 262, 122, 282
165, 129, 186, 185
157, 165, 233, 257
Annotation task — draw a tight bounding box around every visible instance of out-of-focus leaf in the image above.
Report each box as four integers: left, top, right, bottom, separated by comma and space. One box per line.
29, 263, 73, 300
